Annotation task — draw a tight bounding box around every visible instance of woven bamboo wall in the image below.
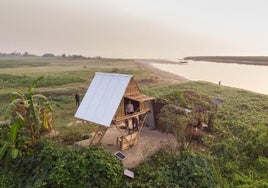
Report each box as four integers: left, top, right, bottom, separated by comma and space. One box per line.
139, 101, 149, 112
113, 78, 150, 121
124, 78, 140, 96
114, 98, 125, 119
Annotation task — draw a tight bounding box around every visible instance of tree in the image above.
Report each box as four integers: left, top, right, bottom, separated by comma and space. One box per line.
61, 53, 66, 58
42, 53, 55, 57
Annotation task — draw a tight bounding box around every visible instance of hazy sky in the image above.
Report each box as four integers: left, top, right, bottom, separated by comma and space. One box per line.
1, 0, 268, 60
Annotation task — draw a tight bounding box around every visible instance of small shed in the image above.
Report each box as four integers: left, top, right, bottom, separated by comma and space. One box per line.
75, 72, 154, 150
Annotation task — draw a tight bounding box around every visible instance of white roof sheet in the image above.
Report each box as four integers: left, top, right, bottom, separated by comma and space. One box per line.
75, 72, 133, 126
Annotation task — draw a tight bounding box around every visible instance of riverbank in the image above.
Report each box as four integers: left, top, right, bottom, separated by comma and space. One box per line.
135, 60, 189, 84
148, 60, 268, 95
184, 56, 268, 66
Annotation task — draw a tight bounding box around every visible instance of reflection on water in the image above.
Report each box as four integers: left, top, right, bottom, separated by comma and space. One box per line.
151, 61, 268, 95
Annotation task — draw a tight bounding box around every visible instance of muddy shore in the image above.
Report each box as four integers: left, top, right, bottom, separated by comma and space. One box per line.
135, 60, 189, 84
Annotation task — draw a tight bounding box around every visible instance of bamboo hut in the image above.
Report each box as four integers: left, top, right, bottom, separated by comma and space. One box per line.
75, 72, 154, 150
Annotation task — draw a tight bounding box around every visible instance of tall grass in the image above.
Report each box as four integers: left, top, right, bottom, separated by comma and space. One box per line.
0, 59, 49, 68
0, 74, 85, 89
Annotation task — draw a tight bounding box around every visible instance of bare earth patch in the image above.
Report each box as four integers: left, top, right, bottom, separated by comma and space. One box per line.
75, 125, 178, 169
67, 120, 84, 126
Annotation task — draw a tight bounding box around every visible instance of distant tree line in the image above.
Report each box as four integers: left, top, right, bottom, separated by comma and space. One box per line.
0, 51, 101, 60
0, 51, 36, 57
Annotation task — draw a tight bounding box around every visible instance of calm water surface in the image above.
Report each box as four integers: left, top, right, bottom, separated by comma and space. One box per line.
151, 61, 268, 95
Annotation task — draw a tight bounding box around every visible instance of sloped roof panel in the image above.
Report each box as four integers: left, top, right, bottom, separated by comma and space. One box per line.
75, 72, 132, 126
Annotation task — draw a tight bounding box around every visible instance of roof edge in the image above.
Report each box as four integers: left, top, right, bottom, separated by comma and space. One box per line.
95, 72, 133, 78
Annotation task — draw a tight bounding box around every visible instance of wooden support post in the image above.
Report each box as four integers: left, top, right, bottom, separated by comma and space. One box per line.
86, 121, 97, 134
137, 113, 148, 140
90, 125, 108, 145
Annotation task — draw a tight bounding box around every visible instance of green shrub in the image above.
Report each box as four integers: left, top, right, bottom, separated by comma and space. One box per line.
172, 151, 218, 188
0, 142, 123, 188
131, 150, 220, 188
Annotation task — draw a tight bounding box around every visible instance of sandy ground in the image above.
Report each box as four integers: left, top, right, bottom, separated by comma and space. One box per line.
75, 124, 178, 169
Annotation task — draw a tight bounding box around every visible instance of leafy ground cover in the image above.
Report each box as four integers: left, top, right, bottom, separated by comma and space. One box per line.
136, 82, 268, 187
0, 142, 124, 187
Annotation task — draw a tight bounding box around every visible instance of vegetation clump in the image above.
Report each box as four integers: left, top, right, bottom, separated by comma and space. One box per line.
0, 142, 123, 187
0, 78, 124, 188
141, 82, 268, 187
131, 150, 218, 188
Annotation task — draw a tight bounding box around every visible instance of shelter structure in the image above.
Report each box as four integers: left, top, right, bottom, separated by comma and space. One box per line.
75, 72, 154, 150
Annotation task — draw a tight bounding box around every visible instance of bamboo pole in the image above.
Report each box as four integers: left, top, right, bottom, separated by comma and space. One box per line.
137, 113, 148, 141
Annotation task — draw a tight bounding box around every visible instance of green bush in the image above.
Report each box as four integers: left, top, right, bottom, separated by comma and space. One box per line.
173, 151, 219, 188
0, 142, 123, 187
131, 150, 220, 188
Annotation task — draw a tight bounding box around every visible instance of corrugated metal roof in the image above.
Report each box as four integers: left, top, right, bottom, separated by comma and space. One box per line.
75, 72, 133, 127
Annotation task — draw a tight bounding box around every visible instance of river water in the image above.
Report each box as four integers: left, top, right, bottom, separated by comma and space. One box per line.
151, 61, 268, 95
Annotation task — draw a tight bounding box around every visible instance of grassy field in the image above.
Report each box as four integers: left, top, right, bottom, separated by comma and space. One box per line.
1, 56, 268, 139
0, 57, 158, 145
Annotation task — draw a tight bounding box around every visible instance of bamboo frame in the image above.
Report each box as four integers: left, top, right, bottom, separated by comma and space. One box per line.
113, 109, 149, 122
114, 112, 148, 150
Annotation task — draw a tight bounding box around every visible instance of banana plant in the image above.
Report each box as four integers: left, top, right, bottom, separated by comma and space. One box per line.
4, 76, 61, 146
0, 115, 31, 160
